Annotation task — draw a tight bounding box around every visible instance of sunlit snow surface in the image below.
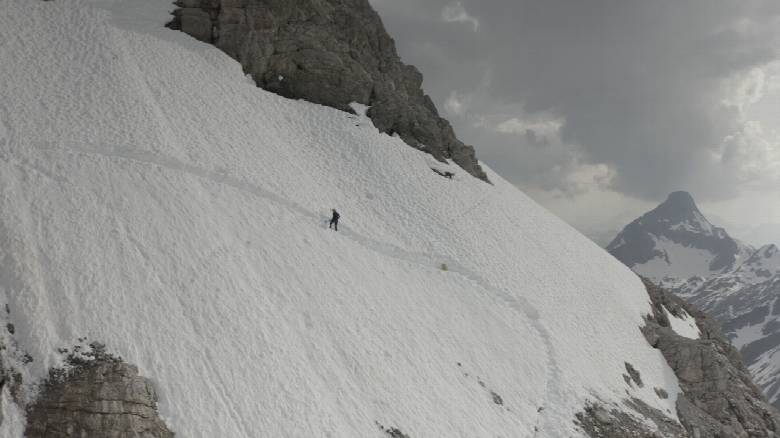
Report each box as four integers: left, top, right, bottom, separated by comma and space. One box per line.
0, 1, 681, 436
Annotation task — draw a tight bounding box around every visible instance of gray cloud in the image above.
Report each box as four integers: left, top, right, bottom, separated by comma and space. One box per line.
441, 1, 480, 32
370, 0, 780, 202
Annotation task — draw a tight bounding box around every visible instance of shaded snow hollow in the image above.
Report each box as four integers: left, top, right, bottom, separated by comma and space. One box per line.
0, 1, 681, 436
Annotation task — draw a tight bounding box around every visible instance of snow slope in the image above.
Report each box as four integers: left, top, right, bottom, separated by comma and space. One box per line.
0, 1, 681, 436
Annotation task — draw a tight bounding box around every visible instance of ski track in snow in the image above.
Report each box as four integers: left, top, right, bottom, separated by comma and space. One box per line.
28, 139, 564, 416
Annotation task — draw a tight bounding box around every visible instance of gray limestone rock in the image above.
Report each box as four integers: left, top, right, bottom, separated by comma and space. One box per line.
625, 362, 644, 388
578, 279, 780, 438
607, 191, 780, 408
25, 343, 173, 438
642, 279, 780, 437
167, 0, 489, 182
575, 399, 686, 438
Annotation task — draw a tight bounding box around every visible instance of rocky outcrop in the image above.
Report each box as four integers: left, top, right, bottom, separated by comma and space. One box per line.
167, 0, 489, 182
577, 279, 780, 438
25, 343, 173, 438
575, 398, 686, 437
608, 191, 780, 408
642, 279, 780, 437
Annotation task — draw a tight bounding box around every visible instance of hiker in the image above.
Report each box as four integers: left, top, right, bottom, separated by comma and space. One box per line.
329, 209, 340, 231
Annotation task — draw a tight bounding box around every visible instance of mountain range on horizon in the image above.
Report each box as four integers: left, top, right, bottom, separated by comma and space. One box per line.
609, 190, 780, 408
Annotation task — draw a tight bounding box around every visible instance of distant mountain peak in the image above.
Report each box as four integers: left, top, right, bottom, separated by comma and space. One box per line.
666, 190, 695, 203
642, 190, 708, 228
607, 191, 752, 283
661, 191, 698, 212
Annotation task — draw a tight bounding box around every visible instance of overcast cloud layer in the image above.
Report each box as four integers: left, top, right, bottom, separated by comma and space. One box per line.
370, 0, 780, 244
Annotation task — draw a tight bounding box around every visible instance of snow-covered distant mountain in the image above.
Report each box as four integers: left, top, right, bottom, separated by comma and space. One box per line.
607, 191, 754, 287
609, 192, 780, 407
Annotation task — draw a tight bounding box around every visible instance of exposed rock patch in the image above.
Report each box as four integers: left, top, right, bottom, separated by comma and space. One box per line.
624, 362, 644, 388
490, 390, 504, 406
457, 362, 507, 409
654, 387, 669, 400
578, 279, 780, 437
575, 399, 686, 438
376, 421, 411, 438
167, 0, 489, 182
25, 342, 173, 438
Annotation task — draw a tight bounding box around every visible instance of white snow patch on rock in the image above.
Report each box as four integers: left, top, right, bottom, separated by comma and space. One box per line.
348, 102, 371, 119
663, 307, 701, 340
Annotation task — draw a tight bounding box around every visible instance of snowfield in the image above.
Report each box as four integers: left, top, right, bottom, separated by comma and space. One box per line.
0, 1, 681, 436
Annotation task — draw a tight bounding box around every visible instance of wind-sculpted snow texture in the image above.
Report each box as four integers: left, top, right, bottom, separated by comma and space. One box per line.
167, 0, 489, 182
610, 192, 780, 409
0, 1, 685, 436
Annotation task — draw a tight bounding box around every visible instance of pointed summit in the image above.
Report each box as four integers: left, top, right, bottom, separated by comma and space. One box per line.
648, 191, 701, 224
663, 191, 697, 210
607, 191, 753, 282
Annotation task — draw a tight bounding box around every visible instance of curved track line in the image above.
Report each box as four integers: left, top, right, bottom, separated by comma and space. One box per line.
27, 141, 564, 426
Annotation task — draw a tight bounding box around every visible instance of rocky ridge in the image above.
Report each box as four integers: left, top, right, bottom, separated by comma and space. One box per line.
167, 0, 489, 182
24, 342, 174, 438
678, 268, 780, 409
609, 192, 780, 409
0, 328, 173, 437
642, 279, 780, 437
577, 279, 780, 438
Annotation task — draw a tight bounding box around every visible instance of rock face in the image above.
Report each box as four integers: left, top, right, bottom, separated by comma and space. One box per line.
578, 279, 780, 437
25, 344, 173, 438
167, 0, 489, 182
575, 398, 686, 437
683, 267, 780, 410
609, 192, 780, 408
642, 279, 780, 438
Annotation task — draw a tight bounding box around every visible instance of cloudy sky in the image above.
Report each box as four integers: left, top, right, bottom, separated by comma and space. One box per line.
369, 0, 780, 246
